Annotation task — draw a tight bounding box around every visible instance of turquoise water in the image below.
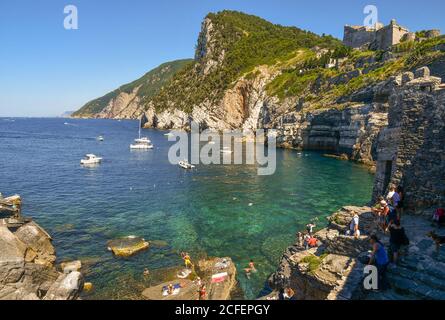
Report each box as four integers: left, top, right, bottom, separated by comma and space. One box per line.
0, 118, 374, 299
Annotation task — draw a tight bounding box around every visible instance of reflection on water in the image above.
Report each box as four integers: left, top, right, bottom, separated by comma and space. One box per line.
0, 118, 374, 299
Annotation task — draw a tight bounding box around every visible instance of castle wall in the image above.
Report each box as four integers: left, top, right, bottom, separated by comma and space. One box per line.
343, 26, 375, 48
344, 20, 409, 50
372, 67, 445, 213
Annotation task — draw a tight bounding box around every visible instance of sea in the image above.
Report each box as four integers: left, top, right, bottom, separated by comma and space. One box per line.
0, 117, 374, 299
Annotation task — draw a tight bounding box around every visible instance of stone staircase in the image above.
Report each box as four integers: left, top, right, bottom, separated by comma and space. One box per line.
385, 249, 445, 300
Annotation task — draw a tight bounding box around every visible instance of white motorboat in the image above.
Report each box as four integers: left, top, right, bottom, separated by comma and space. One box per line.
164, 132, 174, 137
81, 154, 102, 165
220, 147, 233, 154
97, 135, 104, 141
130, 118, 153, 149
178, 160, 195, 170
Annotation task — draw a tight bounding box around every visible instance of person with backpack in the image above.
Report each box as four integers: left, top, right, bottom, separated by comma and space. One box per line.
388, 220, 409, 264
369, 234, 390, 290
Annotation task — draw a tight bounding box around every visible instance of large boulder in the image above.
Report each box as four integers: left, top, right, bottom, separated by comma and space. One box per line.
44, 272, 84, 300
0, 221, 84, 300
14, 221, 56, 267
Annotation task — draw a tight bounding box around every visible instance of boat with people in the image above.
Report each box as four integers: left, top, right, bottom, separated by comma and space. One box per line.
80, 154, 102, 165
97, 136, 104, 141
178, 160, 195, 170
130, 118, 153, 149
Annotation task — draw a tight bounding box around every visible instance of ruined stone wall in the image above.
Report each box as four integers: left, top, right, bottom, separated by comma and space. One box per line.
372, 67, 445, 212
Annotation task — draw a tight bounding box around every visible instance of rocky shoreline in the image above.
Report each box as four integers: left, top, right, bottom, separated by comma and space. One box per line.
266, 66, 445, 300
0, 196, 84, 300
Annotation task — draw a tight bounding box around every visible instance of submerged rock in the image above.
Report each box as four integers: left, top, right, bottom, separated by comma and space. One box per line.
107, 236, 149, 257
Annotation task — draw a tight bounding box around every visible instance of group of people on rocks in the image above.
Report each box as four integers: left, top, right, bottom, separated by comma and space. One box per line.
295, 220, 320, 250
368, 184, 410, 290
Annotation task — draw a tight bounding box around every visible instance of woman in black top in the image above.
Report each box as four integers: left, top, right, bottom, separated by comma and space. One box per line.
388, 220, 408, 264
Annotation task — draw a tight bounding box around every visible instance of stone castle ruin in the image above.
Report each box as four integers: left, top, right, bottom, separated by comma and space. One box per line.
343, 19, 441, 51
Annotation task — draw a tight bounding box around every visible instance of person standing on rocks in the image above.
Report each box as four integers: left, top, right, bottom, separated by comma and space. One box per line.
369, 234, 390, 290
349, 213, 360, 238
306, 223, 316, 235
388, 220, 409, 264
296, 232, 304, 247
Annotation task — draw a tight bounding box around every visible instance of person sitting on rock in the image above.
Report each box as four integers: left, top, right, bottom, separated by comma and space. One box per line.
143, 268, 150, 277
167, 284, 174, 295
307, 236, 318, 248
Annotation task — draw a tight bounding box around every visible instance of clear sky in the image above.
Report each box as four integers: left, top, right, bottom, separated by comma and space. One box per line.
1, 0, 444, 117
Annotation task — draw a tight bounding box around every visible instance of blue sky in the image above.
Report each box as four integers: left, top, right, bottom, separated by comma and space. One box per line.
1, 0, 444, 117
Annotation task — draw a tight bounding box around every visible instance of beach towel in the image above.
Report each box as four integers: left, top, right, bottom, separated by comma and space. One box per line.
211, 272, 228, 283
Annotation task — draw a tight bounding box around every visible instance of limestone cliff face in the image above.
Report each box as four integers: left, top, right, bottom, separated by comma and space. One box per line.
143, 65, 277, 131
96, 87, 143, 119
0, 219, 83, 300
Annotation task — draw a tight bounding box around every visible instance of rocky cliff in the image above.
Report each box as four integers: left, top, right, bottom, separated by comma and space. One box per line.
268, 67, 445, 300
72, 59, 192, 119
0, 209, 84, 300
72, 11, 445, 168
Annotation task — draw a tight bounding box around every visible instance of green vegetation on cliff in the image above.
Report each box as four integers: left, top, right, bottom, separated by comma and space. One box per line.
72, 59, 192, 117
266, 35, 445, 107
151, 10, 344, 113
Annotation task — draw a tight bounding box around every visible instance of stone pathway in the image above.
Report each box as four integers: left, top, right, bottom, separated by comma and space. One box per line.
370, 215, 445, 300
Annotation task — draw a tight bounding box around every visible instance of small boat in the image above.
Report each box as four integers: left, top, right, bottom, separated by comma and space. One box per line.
97, 136, 104, 141
164, 132, 174, 137
130, 118, 153, 149
178, 160, 195, 170
220, 147, 233, 154
81, 154, 102, 165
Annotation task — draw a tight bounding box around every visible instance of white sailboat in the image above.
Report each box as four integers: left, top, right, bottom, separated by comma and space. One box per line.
130, 118, 153, 150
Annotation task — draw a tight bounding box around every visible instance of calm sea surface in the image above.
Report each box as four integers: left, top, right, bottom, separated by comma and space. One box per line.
0, 118, 374, 299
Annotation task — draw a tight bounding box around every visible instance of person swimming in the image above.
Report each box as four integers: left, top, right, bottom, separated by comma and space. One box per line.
244, 260, 257, 279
